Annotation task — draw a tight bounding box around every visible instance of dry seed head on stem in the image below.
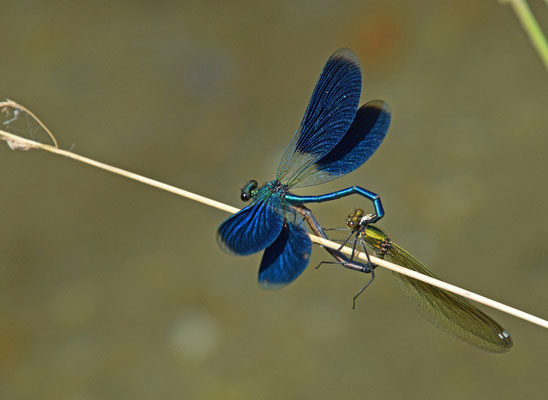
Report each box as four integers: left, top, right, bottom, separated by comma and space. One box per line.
0, 99, 59, 149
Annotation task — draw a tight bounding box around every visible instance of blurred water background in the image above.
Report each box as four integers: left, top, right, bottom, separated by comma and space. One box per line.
0, 1, 547, 399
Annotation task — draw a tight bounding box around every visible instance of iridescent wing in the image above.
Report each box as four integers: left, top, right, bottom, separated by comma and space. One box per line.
217, 199, 283, 256
258, 219, 312, 288
276, 48, 362, 187
293, 100, 391, 187
370, 237, 513, 353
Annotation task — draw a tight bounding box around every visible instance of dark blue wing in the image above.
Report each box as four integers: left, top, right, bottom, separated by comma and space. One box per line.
291, 100, 391, 187
217, 200, 283, 256
258, 220, 312, 288
276, 48, 362, 187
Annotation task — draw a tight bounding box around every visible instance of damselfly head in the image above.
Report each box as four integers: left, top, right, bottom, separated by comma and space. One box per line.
345, 208, 365, 230
240, 180, 258, 202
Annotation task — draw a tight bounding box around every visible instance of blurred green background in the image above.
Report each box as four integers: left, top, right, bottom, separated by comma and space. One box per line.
0, 1, 547, 399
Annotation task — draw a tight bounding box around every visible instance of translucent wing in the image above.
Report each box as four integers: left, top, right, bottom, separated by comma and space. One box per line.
364, 234, 513, 353
217, 199, 283, 256
292, 100, 391, 187
276, 48, 361, 187
258, 219, 312, 288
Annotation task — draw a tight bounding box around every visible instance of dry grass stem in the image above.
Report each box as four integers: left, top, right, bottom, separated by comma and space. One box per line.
0, 103, 546, 331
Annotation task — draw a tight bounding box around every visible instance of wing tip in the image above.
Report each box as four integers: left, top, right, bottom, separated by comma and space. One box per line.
331, 48, 360, 68
216, 226, 241, 256
364, 99, 391, 115
258, 279, 286, 290
497, 329, 514, 352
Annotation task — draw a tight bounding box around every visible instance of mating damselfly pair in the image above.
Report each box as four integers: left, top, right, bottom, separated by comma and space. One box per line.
216, 49, 512, 353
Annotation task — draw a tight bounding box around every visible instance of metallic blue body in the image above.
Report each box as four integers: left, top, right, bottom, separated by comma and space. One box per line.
285, 186, 384, 222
